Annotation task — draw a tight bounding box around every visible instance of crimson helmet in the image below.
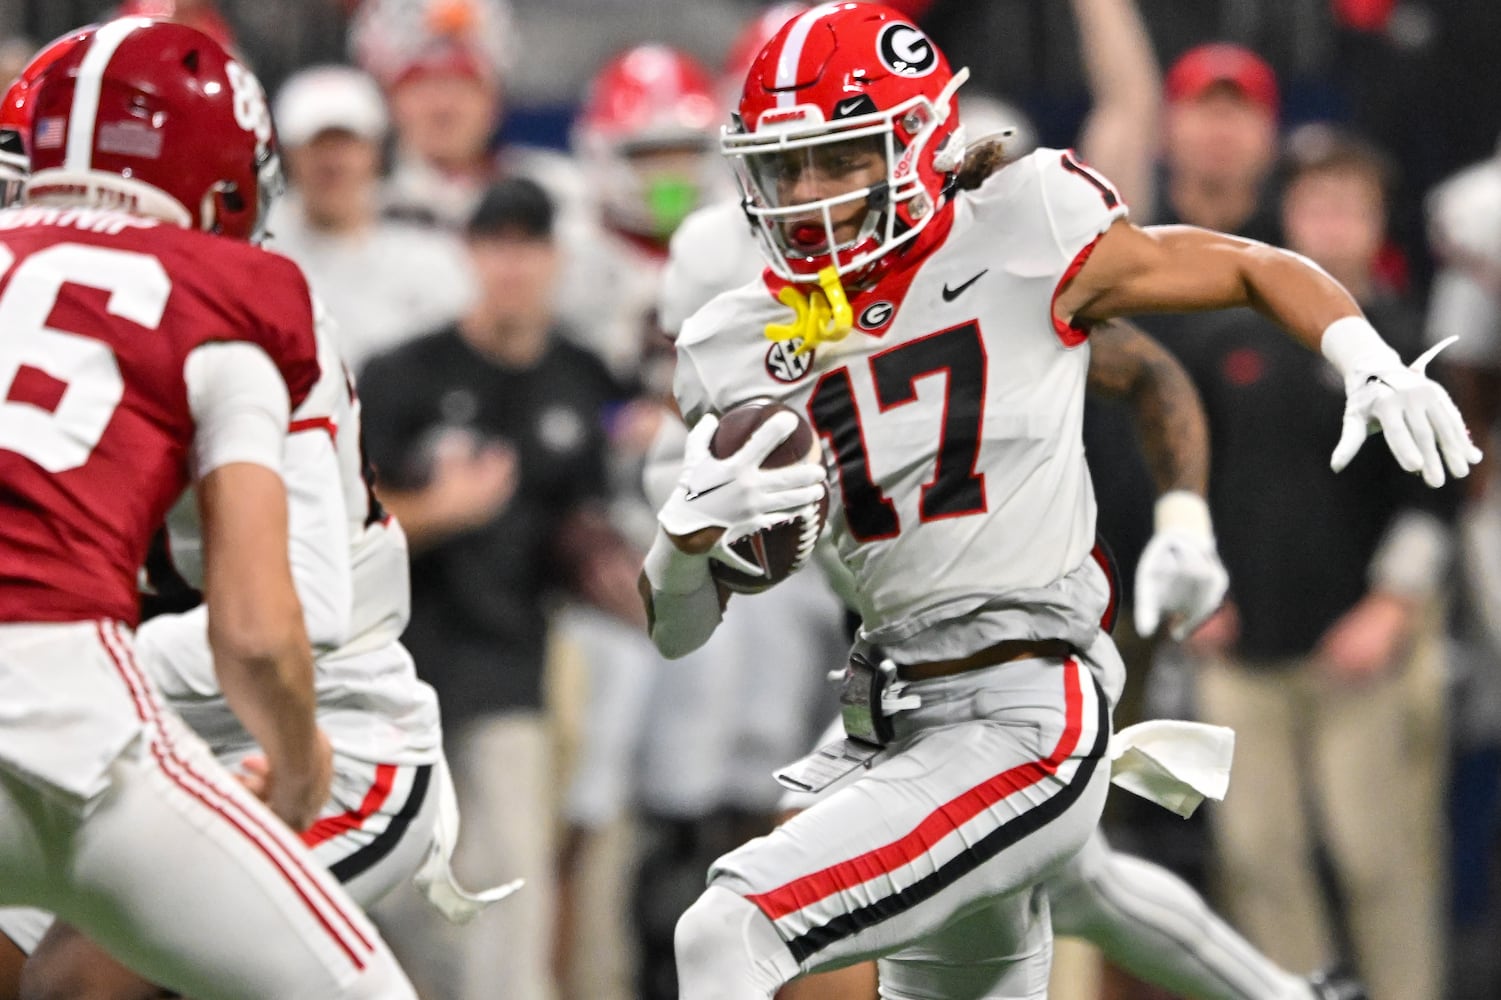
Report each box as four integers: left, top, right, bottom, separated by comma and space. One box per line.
0, 29, 92, 207
23, 17, 281, 242
573, 45, 721, 239
723, 2, 969, 282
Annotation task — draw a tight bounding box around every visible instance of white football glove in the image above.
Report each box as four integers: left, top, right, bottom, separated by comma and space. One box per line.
657, 411, 827, 577
1134, 492, 1229, 641
1325, 322, 1481, 487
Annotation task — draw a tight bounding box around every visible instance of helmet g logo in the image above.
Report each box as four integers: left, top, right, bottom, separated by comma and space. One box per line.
877, 24, 938, 77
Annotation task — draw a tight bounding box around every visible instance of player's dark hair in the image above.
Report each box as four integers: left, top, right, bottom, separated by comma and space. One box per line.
955, 137, 1010, 191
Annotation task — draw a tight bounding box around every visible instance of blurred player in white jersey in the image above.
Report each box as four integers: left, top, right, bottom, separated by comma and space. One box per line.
0, 18, 415, 999
641, 5, 1475, 999
565, 43, 727, 385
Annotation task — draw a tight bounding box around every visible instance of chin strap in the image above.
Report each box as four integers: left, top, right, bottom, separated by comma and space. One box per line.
764, 265, 854, 356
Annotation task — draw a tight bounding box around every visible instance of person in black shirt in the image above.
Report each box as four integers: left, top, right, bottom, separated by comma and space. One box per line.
358, 177, 639, 1000
1174, 128, 1452, 1000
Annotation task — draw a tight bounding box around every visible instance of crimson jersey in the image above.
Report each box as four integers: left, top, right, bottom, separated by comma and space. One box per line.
0, 206, 321, 625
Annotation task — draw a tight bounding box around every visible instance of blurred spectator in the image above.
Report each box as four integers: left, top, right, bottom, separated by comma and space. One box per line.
1172, 126, 1451, 1000
266, 64, 475, 370
1159, 41, 1281, 239
0, 37, 35, 88
1424, 137, 1501, 997
350, 0, 583, 230
358, 177, 639, 1000
115, 0, 240, 52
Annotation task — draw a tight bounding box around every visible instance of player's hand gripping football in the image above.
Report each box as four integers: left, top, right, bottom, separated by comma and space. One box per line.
658, 410, 827, 577
1330, 335, 1482, 487
237, 728, 335, 831
1134, 492, 1230, 641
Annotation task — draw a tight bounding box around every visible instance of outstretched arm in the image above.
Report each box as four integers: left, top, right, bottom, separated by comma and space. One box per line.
1087, 321, 1226, 637
1060, 220, 1481, 486
1071, 0, 1161, 216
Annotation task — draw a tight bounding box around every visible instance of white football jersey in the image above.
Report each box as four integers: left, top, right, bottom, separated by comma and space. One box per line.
138, 304, 440, 763
675, 149, 1127, 660
658, 198, 767, 338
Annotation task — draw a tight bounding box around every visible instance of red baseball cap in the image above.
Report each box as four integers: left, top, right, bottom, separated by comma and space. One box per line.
1165, 43, 1279, 117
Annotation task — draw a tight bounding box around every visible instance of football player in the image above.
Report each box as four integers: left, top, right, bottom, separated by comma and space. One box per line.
0, 18, 414, 999
0, 320, 458, 1000
660, 201, 1362, 1000
641, 5, 1474, 999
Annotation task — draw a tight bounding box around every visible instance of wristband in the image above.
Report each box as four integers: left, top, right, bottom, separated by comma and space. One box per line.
1153, 490, 1214, 542
643, 526, 712, 595
1320, 315, 1402, 376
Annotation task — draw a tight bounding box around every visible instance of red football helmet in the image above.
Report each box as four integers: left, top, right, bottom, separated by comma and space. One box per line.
723, 2, 969, 282
721, 3, 810, 101
22, 17, 282, 242
573, 45, 721, 239
0, 29, 92, 207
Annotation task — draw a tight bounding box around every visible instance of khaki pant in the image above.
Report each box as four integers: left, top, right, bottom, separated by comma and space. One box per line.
374, 712, 558, 1000
1198, 625, 1447, 1000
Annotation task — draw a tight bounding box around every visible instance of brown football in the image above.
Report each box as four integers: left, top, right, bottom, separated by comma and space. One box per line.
707, 399, 829, 594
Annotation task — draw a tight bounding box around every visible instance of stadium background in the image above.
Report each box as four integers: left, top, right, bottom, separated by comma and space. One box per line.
5, 1, 1501, 999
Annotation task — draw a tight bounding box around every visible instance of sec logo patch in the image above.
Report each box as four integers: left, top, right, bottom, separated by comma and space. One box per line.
766, 338, 813, 383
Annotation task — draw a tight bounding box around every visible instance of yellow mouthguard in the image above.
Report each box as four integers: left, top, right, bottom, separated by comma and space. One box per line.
764, 266, 855, 357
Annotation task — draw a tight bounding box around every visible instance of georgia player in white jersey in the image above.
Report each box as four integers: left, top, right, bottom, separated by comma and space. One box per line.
0, 17, 415, 1000
661, 205, 1364, 1000
642, 5, 1476, 999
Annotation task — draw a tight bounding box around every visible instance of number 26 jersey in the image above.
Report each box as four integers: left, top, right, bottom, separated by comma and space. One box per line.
0, 207, 322, 626
674, 149, 1127, 661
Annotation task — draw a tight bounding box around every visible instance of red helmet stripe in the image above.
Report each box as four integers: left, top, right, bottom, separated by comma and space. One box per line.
64, 17, 145, 171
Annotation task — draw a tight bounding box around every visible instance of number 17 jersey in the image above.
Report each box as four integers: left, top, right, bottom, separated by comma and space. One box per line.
0, 207, 322, 626
674, 149, 1127, 662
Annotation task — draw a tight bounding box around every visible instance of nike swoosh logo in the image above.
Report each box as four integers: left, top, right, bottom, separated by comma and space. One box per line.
834, 97, 870, 118
683, 480, 732, 502
941, 269, 987, 302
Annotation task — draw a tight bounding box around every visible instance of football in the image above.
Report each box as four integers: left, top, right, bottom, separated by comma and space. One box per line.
708, 399, 830, 594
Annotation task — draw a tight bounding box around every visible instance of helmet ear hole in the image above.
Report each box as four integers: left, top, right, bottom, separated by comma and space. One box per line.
181, 49, 199, 73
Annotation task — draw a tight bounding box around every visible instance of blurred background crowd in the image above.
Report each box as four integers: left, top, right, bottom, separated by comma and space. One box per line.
6, 0, 1501, 998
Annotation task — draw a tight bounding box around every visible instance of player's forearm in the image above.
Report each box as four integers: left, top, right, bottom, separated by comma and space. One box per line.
1071, 0, 1160, 213
1237, 242, 1366, 352
1086, 320, 1208, 496
214, 628, 320, 768
639, 528, 725, 658
198, 463, 321, 769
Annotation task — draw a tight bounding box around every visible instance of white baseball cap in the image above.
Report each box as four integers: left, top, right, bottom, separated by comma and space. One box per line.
274, 65, 389, 147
